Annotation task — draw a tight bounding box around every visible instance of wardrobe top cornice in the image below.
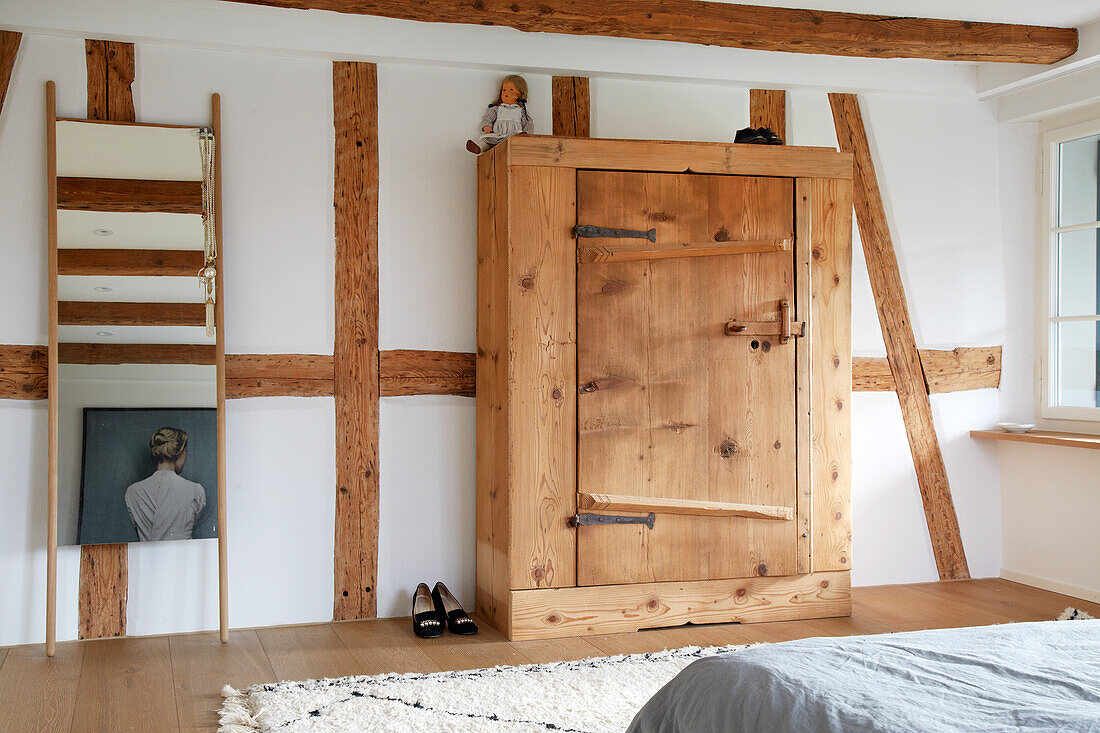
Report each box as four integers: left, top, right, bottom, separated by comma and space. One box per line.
495, 134, 854, 180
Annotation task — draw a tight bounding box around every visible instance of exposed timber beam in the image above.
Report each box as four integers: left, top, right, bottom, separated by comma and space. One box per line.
221, 0, 1077, 64
333, 60, 380, 621
749, 89, 786, 142
853, 346, 1002, 394
379, 349, 474, 397
0, 31, 21, 123
830, 91, 969, 581
79, 38, 136, 642
3, 346, 1006, 401
551, 76, 590, 138
226, 353, 335, 398
0, 345, 47, 399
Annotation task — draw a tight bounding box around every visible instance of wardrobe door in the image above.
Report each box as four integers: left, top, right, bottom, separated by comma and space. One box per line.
576, 171, 801, 585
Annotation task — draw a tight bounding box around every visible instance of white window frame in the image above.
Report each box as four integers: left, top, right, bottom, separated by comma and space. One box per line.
1037, 118, 1100, 426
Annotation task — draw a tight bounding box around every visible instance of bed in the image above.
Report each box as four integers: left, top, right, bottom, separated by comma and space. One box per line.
627, 619, 1100, 732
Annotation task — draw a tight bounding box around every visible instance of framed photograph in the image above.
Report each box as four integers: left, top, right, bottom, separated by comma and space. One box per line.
77, 407, 218, 545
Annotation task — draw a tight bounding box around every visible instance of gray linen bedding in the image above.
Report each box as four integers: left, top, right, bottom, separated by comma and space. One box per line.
627, 619, 1100, 733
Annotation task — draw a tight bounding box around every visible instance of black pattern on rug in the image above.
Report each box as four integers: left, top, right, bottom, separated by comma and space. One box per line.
244, 645, 743, 732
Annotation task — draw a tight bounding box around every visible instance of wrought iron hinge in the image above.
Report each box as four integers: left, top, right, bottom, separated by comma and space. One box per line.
569, 513, 656, 529
573, 225, 657, 242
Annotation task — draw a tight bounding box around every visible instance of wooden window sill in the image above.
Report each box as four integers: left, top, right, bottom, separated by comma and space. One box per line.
970, 430, 1100, 450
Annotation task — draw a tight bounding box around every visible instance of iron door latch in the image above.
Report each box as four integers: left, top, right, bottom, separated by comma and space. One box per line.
573, 225, 657, 242
569, 513, 656, 529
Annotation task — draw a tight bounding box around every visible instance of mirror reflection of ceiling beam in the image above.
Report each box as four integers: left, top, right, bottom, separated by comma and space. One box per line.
58, 342, 216, 365
58, 249, 204, 277
57, 177, 202, 214
58, 301, 205, 327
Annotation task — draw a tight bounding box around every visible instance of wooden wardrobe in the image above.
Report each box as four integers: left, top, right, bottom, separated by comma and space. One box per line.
476, 135, 853, 640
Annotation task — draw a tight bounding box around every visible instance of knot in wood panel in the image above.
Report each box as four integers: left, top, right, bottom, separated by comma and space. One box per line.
719, 439, 739, 458
713, 226, 731, 242
601, 279, 630, 295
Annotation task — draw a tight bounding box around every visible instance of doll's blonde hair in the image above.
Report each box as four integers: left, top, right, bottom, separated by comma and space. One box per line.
492, 74, 528, 106
150, 427, 188, 463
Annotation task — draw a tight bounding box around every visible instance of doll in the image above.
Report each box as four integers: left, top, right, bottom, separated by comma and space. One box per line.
466, 75, 534, 154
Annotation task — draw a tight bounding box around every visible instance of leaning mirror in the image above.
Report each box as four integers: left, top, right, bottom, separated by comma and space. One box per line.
45, 83, 226, 655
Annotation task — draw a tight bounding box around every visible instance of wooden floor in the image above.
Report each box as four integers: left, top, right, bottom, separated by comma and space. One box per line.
1, 578, 1096, 732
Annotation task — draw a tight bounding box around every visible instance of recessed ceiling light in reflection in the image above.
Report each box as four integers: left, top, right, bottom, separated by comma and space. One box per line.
92, 229, 114, 236
95, 331, 115, 337
93, 286, 114, 292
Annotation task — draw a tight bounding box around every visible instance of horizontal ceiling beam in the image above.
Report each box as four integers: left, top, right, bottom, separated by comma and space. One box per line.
223, 0, 1077, 64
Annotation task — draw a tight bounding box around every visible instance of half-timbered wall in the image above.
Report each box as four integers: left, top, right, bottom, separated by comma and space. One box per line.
1, 31, 1019, 645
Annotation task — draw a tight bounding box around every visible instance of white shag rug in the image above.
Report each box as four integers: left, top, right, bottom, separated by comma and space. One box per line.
219, 643, 747, 733
221, 609, 1098, 732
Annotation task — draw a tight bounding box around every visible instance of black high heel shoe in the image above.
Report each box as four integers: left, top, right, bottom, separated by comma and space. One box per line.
432, 582, 479, 635
412, 582, 445, 638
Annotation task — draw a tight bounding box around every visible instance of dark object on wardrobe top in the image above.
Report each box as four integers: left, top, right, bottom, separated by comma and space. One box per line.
735, 126, 767, 144
759, 127, 784, 145
735, 126, 784, 145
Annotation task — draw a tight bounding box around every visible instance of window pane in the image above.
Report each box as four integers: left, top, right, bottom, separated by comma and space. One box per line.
1057, 228, 1100, 316
1055, 320, 1100, 408
1058, 133, 1100, 227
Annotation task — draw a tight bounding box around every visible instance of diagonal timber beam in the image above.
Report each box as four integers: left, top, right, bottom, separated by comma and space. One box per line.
220, 0, 1077, 64
0, 31, 21, 123
829, 92, 969, 580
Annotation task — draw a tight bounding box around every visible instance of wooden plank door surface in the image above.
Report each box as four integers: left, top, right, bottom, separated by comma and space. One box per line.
576, 171, 798, 585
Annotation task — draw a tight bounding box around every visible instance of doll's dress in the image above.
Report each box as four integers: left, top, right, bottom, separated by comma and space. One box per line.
478, 104, 525, 149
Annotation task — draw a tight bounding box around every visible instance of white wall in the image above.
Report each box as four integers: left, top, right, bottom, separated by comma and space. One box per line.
990, 103, 1100, 604
999, 444, 1100, 602
0, 24, 1026, 645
